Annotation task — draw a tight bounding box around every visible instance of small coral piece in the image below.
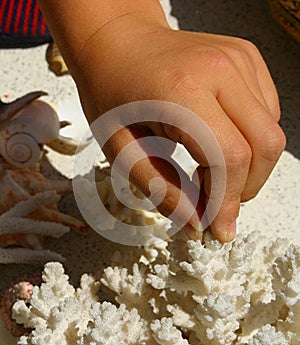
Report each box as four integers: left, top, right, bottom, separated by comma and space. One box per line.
73, 171, 171, 246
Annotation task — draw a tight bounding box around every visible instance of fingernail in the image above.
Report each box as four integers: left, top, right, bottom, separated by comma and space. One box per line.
223, 221, 237, 242
228, 221, 237, 235
213, 221, 236, 242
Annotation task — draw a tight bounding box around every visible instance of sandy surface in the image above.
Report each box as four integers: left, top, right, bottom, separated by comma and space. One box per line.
0, 1, 299, 343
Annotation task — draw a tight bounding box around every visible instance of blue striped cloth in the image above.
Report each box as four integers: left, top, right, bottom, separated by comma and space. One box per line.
0, 0, 52, 48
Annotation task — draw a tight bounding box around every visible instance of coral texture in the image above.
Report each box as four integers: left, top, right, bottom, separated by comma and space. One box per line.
13, 263, 99, 345
11, 231, 300, 345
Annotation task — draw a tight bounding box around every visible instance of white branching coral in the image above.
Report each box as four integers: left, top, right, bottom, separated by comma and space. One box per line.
13, 262, 100, 345
80, 302, 149, 345
100, 232, 300, 345
11, 233, 300, 345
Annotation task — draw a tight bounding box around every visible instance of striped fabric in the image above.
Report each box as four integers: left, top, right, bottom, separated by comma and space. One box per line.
0, 0, 52, 47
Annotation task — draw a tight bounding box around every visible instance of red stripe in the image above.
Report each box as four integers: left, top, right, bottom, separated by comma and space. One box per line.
40, 14, 46, 35
31, 1, 39, 35
23, 0, 33, 35
4, 0, 15, 33
14, 0, 24, 34
0, 0, 8, 28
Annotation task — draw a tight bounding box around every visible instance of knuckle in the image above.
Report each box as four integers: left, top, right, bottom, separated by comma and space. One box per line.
257, 124, 286, 161
223, 40, 257, 73
205, 48, 234, 72
228, 44, 249, 62
238, 38, 260, 55
225, 141, 252, 170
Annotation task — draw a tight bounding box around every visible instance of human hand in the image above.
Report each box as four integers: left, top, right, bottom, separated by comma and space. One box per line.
61, 14, 286, 242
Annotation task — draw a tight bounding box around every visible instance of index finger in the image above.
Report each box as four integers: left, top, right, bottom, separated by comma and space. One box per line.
159, 92, 251, 242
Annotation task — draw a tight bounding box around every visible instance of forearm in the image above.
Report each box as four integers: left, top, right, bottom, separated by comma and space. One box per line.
37, 0, 168, 70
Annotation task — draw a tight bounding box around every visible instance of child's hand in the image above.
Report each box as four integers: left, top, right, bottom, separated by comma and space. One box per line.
39, 5, 286, 242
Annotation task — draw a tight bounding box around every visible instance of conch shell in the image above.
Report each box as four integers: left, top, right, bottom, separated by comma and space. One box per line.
0, 92, 92, 168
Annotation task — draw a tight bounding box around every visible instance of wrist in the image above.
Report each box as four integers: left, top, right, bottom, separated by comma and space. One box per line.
95, 1, 169, 29
68, 9, 170, 95
38, 0, 169, 69
72, 14, 170, 119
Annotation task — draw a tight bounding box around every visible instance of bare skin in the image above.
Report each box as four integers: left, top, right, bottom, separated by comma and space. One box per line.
38, 0, 286, 242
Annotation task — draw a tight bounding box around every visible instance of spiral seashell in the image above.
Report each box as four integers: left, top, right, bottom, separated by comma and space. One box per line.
0, 95, 61, 167
0, 92, 92, 165
0, 133, 42, 168
5, 100, 60, 143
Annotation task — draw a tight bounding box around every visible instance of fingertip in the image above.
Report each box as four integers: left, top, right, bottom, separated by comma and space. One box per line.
212, 220, 237, 243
